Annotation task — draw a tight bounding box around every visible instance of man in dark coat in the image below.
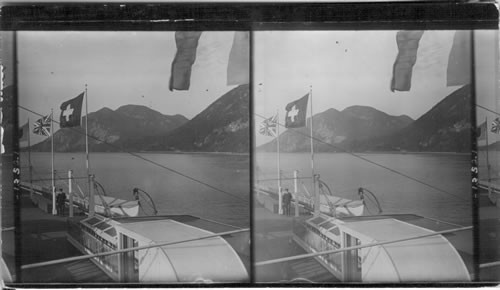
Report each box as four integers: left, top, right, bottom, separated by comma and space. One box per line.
56, 188, 66, 216
282, 188, 292, 216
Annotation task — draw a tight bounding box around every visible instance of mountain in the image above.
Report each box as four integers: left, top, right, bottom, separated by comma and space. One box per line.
480, 141, 500, 151
259, 105, 414, 152
115, 105, 188, 130
360, 85, 471, 152
31, 85, 249, 153
30, 105, 188, 152
143, 84, 250, 153
259, 85, 471, 153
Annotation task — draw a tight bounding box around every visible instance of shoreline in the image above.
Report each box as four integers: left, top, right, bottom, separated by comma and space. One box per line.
19, 150, 250, 156
256, 150, 471, 156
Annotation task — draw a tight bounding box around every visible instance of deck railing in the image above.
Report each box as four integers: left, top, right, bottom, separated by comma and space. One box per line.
21, 228, 250, 270
256, 225, 472, 266
67, 220, 119, 277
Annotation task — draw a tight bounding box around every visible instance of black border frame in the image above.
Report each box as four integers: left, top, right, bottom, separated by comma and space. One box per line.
1, 3, 498, 31
1, 2, 499, 287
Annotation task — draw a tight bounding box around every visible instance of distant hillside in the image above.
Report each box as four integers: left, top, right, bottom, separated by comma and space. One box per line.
259, 105, 414, 152
479, 141, 500, 151
30, 105, 188, 152
360, 85, 471, 152
143, 84, 250, 153
259, 85, 471, 153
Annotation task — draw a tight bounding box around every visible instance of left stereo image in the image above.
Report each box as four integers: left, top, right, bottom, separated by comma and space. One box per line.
1, 30, 251, 283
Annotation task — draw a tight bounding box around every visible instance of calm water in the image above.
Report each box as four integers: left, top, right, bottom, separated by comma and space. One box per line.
22, 152, 250, 228
22, 151, 473, 227
478, 150, 500, 182
256, 152, 472, 226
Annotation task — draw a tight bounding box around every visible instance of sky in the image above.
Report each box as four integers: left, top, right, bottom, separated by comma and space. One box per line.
17, 31, 239, 144
254, 30, 469, 146
14, 30, 499, 147
474, 30, 500, 148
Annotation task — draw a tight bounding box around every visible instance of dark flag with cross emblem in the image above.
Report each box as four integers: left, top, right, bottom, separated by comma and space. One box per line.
59, 93, 85, 128
60, 92, 84, 128
285, 94, 309, 128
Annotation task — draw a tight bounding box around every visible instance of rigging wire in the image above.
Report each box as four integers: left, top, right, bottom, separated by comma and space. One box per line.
476, 104, 500, 117
30, 176, 89, 182
255, 113, 469, 202
256, 176, 311, 183
19, 105, 248, 203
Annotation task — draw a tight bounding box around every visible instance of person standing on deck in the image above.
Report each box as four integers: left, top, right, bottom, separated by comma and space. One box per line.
283, 188, 292, 216
56, 188, 66, 216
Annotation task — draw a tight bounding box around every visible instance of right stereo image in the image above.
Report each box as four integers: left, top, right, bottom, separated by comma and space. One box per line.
252, 30, 499, 283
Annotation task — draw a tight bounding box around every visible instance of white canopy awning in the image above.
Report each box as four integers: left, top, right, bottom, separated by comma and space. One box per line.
341, 218, 470, 282
117, 219, 248, 282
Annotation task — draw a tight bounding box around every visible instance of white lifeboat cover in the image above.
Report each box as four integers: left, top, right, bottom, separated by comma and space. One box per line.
342, 218, 470, 282
117, 219, 248, 282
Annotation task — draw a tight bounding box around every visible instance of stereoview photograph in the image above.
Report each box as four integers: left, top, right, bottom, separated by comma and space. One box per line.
474, 30, 500, 282
253, 30, 491, 282
10, 30, 250, 283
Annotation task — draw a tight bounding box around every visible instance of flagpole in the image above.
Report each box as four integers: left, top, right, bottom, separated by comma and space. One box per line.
28, 117, 32, 185
309, 86, 314, 180
486, 116, 491, 183
276, 110, 282, 214
310, 86, 320, 216
85, 84, 90, 193
51, 109, 56, 215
